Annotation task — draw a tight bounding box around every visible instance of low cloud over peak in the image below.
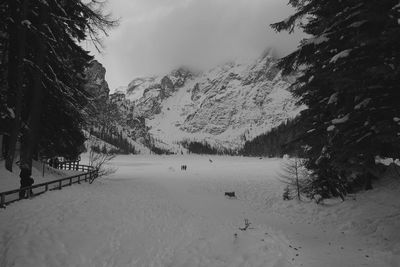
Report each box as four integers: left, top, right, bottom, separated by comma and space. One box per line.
91, 0, 304, 90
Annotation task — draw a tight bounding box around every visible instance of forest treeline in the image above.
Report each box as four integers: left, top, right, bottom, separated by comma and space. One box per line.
241, 118, 306, 158
180, 140, 238, 155
89, 129, 137, 155
179, 119, 305, 158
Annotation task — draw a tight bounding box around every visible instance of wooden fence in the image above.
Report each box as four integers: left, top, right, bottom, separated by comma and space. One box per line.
0, 162, 98, 208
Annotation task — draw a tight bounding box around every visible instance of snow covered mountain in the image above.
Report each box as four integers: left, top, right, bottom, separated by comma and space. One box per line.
84, 61, 150, 154
111, 51, 304, 152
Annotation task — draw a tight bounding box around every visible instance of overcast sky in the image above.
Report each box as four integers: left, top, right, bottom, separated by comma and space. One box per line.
86, 0, 304, 91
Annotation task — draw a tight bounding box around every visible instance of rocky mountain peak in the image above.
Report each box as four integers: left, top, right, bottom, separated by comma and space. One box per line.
84, 60, 110, 101
110, 51, 304, 152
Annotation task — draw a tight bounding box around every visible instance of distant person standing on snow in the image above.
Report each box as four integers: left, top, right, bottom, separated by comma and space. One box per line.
19, 169, 34, 199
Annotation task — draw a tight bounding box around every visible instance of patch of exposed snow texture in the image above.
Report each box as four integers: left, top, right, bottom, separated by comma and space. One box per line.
349, 20, 367, 28
375, 156, 400, 166
356, 132, 372, 143
304, 34, 329, 45
126, 76, 159, 102
1, 155, 400, 267
330, 49, 352, 63
355, 98, 371, 109
21, 20, 31, 28
328, 93, 339, 105
332, 114, 350, 124
327, 125, 335, 132
7, 107, 15, 118
114, 86, 127, 94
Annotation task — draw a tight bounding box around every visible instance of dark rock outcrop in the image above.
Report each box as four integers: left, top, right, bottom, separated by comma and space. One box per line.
84, 60, 110, 102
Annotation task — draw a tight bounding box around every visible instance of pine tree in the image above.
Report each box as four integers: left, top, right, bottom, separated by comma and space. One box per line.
271, 0, 400, 196
2, 0, 117, 192
4, 0, 30, 171
0, 1, 9, 158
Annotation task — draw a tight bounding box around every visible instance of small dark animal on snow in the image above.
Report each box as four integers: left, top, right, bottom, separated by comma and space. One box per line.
225, 192, 236, 198
181, 165, 187, 171
209, 159, 213, 163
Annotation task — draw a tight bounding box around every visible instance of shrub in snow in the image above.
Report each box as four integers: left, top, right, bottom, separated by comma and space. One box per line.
313, 194, 323, 204
278, 157, 309, 201
87, 138, 116, 183
239, 219, 251, 231
282, 185, 291, 200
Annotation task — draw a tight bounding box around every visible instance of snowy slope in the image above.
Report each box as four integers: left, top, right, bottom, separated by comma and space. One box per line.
111, 52, 305, 152
84, 129, 150, 155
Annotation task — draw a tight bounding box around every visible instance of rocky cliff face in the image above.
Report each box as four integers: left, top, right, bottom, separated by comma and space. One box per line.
84, 60, 110, 101
111, 52, 304, 152
84, 61, 150, 154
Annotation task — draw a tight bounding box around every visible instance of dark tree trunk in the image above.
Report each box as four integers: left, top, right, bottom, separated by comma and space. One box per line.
295, 158, 301, 201
2, 134, 9, 159
5, 0, 29, 172
19, 2, 48, 189
363, 155, 375, 191
364, 173, 373, 191
0, 134, 3, 159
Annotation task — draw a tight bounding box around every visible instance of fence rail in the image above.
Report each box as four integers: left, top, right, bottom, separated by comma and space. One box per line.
0, 162, 98, 208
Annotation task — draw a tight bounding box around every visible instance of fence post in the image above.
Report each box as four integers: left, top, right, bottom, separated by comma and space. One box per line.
27, 187, 32, 198
45, 184, 48, 192
78, 175, 81, 184
69, 177, 72, 186
59, 180, 62, 190
0, 193, 5, 208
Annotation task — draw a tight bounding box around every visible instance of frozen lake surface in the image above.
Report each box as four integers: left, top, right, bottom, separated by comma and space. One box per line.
0, 155, 398, 266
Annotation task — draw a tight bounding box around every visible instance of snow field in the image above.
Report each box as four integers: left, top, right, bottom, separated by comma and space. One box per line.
1, 155, 399, 266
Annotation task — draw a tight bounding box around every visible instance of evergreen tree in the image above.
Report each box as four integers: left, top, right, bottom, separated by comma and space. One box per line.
271, 0, 400, 196
2, 0, 117, 194
4, 0, 30, 171
0, 1, 9, 157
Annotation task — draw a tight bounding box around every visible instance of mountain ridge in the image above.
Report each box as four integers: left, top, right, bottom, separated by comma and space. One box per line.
109, 51, 305, 152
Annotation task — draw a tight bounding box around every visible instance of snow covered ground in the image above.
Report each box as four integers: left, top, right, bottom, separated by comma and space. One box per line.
1, 155, 399, 267
0, 160, 81, 192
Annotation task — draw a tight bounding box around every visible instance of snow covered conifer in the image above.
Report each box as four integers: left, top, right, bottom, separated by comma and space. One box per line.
2, 1, 117, 192
271, 0, 400, 195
